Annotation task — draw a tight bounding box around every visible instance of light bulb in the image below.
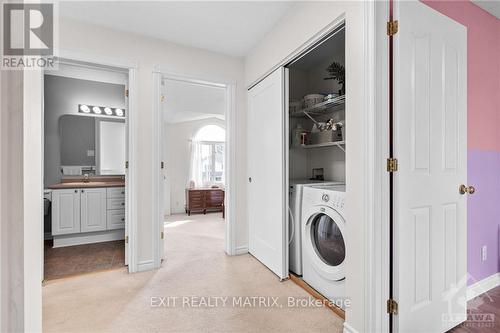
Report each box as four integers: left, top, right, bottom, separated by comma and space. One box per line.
80, 105, 90, 113
104, 107, 113, 115
92, 106, 102, 114
115, 108, 124, 116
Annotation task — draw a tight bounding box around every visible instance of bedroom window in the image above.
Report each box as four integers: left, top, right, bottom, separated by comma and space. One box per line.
190, 125, 225, 186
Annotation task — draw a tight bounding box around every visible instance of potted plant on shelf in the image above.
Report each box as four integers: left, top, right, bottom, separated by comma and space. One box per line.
324, 61, 345, 96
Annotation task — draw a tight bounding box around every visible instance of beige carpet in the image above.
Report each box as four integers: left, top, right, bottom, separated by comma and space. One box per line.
43, 213, 344, 332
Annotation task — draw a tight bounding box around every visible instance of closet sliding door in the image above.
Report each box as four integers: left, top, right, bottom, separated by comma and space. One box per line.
247, 68, 288, 280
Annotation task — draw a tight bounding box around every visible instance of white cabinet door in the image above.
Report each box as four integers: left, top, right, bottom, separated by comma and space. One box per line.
52, 189, 81, 235
247, 68, 288, 280
81, 188, 107, 233
106, 210, 126, 230
394, 1, 467, 332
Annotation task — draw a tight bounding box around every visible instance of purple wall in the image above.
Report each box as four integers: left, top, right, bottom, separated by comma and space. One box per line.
422, 0, 500, 284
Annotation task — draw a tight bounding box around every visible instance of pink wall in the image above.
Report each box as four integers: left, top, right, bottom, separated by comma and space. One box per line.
422, 0, 500, 283
422, 0, 500, 150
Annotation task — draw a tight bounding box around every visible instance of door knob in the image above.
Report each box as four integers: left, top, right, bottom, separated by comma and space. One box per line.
459, 184, 475, 195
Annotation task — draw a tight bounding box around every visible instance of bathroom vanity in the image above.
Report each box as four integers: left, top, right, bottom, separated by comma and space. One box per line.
49, 178, 125, 247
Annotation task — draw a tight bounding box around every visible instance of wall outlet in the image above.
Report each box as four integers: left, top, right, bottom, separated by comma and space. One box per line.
481, 246, 487, 262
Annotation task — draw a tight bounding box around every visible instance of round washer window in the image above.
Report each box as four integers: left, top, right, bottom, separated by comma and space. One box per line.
311, 213, 345, 266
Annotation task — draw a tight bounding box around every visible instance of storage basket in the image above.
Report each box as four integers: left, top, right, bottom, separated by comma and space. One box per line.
303, 94, 325, 108
310, 128, 343, 144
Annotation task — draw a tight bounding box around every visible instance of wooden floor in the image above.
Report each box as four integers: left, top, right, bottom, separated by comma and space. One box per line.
44, 240, 125, 280
449, 286, 500, 333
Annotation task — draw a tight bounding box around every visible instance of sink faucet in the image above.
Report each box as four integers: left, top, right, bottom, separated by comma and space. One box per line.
83, 174, 90, 183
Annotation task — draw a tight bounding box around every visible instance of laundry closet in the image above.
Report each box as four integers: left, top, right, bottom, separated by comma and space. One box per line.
287, 27, 345, 182
247, 24, 347, 310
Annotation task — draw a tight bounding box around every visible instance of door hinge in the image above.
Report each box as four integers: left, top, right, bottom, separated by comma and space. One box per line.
161, 95, 165, 102
387, 299, 398, 315
387, 20, 399, 36
125, 235, 129, 244
125, 89, 129, 97
387, 158, 398, 172
125, 161, 129, 169
161, 161, 164, 169
161, 231, 164, 239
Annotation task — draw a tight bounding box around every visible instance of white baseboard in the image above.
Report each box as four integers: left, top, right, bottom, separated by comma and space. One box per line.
467, 272, 500, 301
137, 260, 155, 272
343, 322, 359, 333
53, 229, 125, 248
235, 245, 248, 255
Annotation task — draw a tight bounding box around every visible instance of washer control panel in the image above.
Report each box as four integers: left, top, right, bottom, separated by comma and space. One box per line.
322, 192, 345, 209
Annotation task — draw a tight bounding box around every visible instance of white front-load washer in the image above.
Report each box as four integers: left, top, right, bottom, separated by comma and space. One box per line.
301, 184, 346, 308
289, 180, 344, 276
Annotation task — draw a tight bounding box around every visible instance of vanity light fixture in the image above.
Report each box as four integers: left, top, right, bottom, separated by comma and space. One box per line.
80, 104, 90, 113
78, 104, 126, 118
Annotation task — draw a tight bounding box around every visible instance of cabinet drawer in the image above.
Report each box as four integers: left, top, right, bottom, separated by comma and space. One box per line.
189, 191, 204, 199
107, 198, 126, 210
107, 187, 125, 198
107, 210, 125, 230
189, 196, 204, 203
189, 201, 204, 209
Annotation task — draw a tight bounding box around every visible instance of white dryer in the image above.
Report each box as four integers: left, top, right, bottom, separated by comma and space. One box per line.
301, 184, 346, 308
289, 180, 344, 276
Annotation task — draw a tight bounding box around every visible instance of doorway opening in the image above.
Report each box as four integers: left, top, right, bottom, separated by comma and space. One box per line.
41, 56, 137, 280
155, 72, 236, 263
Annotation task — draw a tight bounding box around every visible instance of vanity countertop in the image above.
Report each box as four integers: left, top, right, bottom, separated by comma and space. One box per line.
48, 181, 125, 189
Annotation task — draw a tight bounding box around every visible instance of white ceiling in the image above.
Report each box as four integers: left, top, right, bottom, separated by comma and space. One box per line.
59, 1, 293, 57
163, 80, 225, 124
472, 0, 500, 19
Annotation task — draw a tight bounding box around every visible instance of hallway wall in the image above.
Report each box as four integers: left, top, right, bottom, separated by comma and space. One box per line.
58, 18, 248, 266
423, 0, 500, 284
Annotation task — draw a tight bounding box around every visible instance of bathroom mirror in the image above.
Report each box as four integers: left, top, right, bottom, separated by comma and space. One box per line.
59, 115, 125, 175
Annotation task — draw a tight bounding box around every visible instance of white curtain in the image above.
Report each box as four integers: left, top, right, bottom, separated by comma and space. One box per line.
188, 140, 204, 188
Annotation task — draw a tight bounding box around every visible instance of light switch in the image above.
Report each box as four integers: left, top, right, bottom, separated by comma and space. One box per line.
87, 150, 95, 157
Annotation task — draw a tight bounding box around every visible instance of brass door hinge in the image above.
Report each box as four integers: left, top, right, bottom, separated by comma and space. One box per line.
125, 89, 129, 97
161, 231, 164, 239
387, 20, 399, 36
161, 161, 164, 169
125, 235, 129, 244
387, 299, 398, 315
125, 161, 129, 169
387, 158, 398, 172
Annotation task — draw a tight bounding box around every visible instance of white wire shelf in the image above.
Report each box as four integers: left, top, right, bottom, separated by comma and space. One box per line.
301, 141, 345, 152
290, 95, 345, 118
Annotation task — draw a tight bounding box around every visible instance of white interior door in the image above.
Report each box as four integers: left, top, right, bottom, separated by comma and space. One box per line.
394, 2, 467, 332
247, 68, 288, 280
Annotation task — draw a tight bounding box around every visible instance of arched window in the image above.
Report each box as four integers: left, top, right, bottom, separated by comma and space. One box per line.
194, 124, 225, 142
190, 125, 225, 187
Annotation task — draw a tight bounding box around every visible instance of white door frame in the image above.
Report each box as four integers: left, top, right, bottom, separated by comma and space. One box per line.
24, 50, 140, 281
152, 67, 238, 264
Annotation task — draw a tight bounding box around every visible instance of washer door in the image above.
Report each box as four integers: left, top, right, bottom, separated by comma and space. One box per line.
304, 206, 346, 281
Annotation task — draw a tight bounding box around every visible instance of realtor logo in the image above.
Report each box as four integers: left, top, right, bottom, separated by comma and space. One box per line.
2, 2, 57, 69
